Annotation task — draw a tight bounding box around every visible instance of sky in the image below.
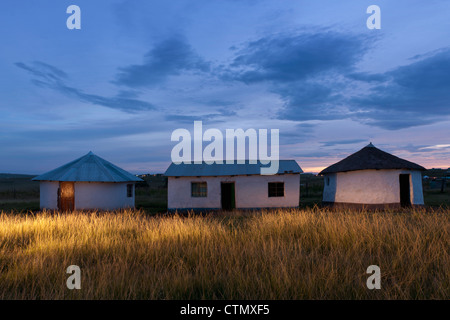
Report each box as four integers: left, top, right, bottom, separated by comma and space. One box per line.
0, 0, 449, 174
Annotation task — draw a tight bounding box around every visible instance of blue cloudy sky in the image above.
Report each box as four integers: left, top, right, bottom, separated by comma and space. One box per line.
1, 0, 449, 174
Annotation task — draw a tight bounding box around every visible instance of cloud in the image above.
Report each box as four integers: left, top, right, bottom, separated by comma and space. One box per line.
220, 28, 450, 130
220, 30, 373, 123
320, 139, 367, 147
15, 62, 67, 82
115, 35, 210, 87
277, 82, 347, 121
17, 31, 450, 130
420, 144, 450, 150
292, 151, 333, 158
204, 99, 236, 107
164, 108, 236, 124
9, 120, 163, 143
346, 72, 387, 83
223, 30, 371, 83
279, 123, 316, 145
15, 61, 155, 113
350, 48, 450, 129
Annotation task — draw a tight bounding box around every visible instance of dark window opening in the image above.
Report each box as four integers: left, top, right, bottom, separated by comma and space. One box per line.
192, 182, 207, 197
268, 182, 284, 197
127, 184, 133, 198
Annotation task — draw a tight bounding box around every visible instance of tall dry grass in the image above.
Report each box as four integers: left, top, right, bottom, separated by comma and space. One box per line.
0, 207, 448, 299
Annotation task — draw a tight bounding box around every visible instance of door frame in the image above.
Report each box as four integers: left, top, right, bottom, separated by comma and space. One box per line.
399, 174, 411, 207
58, 181, 75, 211
221, 182, 236, 210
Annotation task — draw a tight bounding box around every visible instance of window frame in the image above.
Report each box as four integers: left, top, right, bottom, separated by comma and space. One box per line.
126, 184, 133, 198
191, 181, 207, 197
268, 182, 285, 197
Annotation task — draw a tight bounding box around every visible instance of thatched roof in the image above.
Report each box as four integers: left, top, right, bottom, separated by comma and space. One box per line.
319, 143, 426, 175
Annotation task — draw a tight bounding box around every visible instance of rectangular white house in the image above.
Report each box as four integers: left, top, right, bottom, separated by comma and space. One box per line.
164, 160, 302, 211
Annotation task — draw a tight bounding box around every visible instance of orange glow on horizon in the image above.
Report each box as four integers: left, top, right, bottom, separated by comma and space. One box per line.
302, 166, 327, 174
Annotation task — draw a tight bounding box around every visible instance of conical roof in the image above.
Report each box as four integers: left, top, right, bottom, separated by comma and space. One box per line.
32, 151, 143, 182
319, 143, 425, 175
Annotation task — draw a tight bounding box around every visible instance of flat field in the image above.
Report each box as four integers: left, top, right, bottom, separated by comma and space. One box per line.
0, 207, 448, 299
0, 174, 448, 299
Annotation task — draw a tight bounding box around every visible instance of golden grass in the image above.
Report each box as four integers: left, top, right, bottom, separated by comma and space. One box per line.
0, 207, 448, 299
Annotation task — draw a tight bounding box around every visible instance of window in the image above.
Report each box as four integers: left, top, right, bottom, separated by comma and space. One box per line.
191, 182, 207, 197
326, 177, 330, 186
268, 182, 284, 197
127, 184, 133, 198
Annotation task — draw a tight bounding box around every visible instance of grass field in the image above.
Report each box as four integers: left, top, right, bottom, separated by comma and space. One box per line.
0, 207, 448, 300
0, 174, 448, 299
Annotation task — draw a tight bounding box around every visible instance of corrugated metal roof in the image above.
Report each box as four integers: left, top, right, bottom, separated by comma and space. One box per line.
32, 152, 143, 182
319, 143, 425, 175
164, 160, 302, 176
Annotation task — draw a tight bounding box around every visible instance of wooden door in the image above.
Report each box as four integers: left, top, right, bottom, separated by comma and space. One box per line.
59, 182, 75, 211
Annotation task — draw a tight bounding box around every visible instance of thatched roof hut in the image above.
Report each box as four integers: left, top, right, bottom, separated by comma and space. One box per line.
319, 143, 425, 208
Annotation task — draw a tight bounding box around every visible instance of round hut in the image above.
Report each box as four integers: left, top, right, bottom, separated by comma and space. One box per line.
32, 151, 143, 211
319, 143, 425, 208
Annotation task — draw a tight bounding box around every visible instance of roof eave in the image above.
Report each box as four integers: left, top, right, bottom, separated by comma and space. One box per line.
165, 172, 301, 177
320, 167, 426, 175
32, 178, 143, 182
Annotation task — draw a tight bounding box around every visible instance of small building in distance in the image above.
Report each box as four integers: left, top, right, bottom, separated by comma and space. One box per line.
32, 151, 142, 211
319, 143, 425, 208
164, 160, 302, 211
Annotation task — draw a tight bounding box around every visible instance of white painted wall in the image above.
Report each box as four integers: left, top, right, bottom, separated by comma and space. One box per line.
74, 182, 135, 210
322, 169, 424, 205
39, 181, 59, 210
322, 174, 337, 203
168, 174, 300, 209
39, 181, 135, 210
410, 170, 424, 204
